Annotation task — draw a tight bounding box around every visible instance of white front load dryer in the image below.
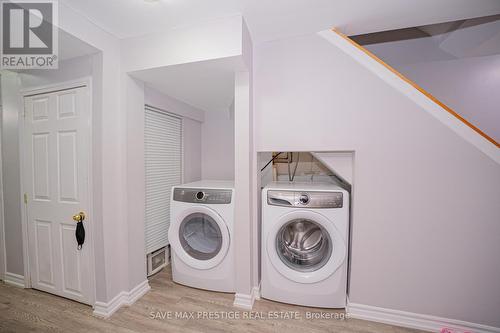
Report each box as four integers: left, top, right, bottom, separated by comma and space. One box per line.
169, 180, 235, 292
261, 182, 349, 308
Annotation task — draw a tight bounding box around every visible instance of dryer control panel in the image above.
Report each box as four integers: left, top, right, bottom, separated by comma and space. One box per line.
174, 188, 232, 204
267, 190, 343, 208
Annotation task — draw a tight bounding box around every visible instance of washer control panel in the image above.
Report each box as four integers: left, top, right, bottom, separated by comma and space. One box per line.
268, 190, 343, 208
174, 188, 232, 204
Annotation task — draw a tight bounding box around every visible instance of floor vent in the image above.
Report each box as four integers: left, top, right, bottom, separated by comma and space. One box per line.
147, 246, 169, 277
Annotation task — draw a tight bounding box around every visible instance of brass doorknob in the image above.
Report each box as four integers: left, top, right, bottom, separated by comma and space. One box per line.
73, 212, 86, 222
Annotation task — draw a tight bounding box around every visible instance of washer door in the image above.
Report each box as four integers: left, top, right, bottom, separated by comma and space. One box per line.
169, 206, 230, 270
267, 210, 346, 284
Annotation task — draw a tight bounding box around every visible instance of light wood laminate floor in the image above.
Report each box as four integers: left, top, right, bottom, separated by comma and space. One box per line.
0, 265, 422, 333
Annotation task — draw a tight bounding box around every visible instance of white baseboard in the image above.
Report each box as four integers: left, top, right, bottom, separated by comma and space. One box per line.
233, 284, 261, 310
252, 284, 261, 300
93, 280, 150, 318
93, 291, 128, 318
233, 293, 254, 310
3, 272, 25, 288
127, 279, 151, 305
348, 303, 500, 333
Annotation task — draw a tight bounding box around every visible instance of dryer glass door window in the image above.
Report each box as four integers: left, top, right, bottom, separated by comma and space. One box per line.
179, 213, 222, 260
276, 219, 332, 272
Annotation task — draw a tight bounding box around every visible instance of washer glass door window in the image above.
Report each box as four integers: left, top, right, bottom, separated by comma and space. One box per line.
179, 212, 222, 260
276, 218, 332, 272
267, 210, 346, 284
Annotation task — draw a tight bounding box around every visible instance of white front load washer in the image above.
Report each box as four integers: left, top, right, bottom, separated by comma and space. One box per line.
261, 182, 349, 308
169, 180, 235, 292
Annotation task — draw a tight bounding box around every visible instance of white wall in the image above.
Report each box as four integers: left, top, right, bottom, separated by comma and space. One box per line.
396, 55, 500, 142
312, 152, 354, 185
124, 75, 147, 291
0, 72, 23, 276
201, 110, 235, 180
121, 15, 244, 73
254, 33, 500, 327
144, 87, 204, 123
233, 71, 254, 305
18, 55, 94, 88
183, 118, 202, 183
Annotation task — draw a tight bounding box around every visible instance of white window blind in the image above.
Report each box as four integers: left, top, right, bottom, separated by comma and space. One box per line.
145, 106, 182, 254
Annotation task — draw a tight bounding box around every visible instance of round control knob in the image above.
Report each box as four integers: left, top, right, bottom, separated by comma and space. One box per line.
299, 194, 309, 205
196, 191, 205, 200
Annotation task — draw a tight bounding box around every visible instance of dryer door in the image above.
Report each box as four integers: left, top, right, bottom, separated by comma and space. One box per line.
267, 210, 346, 284
169, 206, 230, 270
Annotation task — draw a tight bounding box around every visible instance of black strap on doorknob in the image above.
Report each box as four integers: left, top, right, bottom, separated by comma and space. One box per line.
76, 221, 85, 250
75, 213, 86, 250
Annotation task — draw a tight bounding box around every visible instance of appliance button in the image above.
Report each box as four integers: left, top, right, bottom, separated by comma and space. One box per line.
196, 191, 205, 200
299, 194, 309, 205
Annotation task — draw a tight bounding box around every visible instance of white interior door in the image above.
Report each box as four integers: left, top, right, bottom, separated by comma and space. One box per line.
24, 86, 92, 305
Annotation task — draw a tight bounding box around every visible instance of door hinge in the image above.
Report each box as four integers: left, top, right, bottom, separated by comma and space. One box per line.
24, 193, 28, 204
